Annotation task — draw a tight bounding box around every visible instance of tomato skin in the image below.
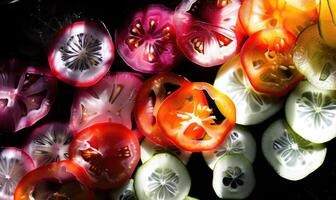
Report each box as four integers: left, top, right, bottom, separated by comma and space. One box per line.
134, 73, 190, 146
157, 82, 236, 152
14, 160, 94, 200
240, 28, 304, 96
69, 123, 140, 189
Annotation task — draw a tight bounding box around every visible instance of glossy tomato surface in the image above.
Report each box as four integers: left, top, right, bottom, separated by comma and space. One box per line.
157, 82, 236, 152
134, 72, 190, 146
116, 4, 181, 73
240, 28, 303, 96
14, 160, 94, 200
69, 123, 140, 189
239, 0, 318, 36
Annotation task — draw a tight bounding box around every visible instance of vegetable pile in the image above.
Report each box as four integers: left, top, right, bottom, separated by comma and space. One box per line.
0, 0, 336, 199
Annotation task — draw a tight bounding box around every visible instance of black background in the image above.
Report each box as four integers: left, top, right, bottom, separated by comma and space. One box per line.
0, 0, 336, 199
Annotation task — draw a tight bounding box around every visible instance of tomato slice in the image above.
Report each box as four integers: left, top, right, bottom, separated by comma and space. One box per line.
134, 73, 190, 146
14, 160, 94, 200
0, 59, 57, 133
157, 82, 236, 152
115, 4, 181, 73
70, 72, 143, 134
69, 123, 140, 189
240, 28, 303, 96
174, 0, 244, 67
48, 21, 115, 87
239, 0, 318, 36
318, 0, 336, 48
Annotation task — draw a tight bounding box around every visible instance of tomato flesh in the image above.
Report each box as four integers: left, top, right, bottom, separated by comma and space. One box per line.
157, 82, 236, 152
69, 123, 140, 189
14, 160, 94, 200
239, 0, 318, 36
174, 0, 244, 67
240, 28, 303, 96
135, 73, 190, 146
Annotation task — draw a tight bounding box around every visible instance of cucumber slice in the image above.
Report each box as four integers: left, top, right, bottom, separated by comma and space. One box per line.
140, 138, 192, 165
184, 196, 199, 200
214, 55, 283, 125
212, 155, 255, 199
134, 153, 191, 200
262, 119, 327, 181
202, 125, 256, 170
318, 0, 336, 48
293, 24, 336, 90
285, 81, 336, 143
110, 179, 137, 200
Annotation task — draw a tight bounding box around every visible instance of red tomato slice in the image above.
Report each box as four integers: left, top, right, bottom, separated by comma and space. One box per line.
240, 28, 304, 96
48, 21, 115, 87
0, 59, 57, 133
157, 82, 236, 152
14, 160, 94, 200
69, 123, 140, 189
115, 4, 181, 73
70, 72, 143, 134
134, 73, 190, 146
174, 0, 245, 67
239, 0, 318, 36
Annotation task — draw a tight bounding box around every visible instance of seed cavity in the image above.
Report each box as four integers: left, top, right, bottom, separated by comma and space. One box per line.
191, 37, 204, 54
147, 168, 179, 200
222, 166, 245, 191
60, 33, 103, 71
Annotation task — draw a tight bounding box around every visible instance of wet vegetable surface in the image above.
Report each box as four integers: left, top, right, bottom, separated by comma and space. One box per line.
0, 0, 336, 199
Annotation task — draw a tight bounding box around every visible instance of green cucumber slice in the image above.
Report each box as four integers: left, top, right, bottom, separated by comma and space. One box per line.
134, 153, 191, 200
184, 196, 199, 200
140, 138, 192, 165
202, 125, 256, 170
110, 179, 137, 200
212, 155, 255, 199
262, 119, 327, 181
285, 81, 336, 143
293, 24, 336, 90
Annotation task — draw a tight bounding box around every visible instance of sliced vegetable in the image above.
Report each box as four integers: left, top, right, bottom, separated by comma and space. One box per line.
48, 21, 115, 87
318, 0, 336, 48
212, 155, 255, 199
24, 122, 73, 167
0, 147, 35, 200
14, 160, 94, 200
203, 125, 256, 170
214, 55, 283, 125
69, 123, 140, 189
0, 59, 57, 133
157, 82, 236, 152
134, 73, 189, 146
240, 28, 303, 96
285, 81, 336, 143
174, 0, 244, 67
293, 24, 336, 90
134, 153, 191, 200
70, 72, 143, 133
262, 119, 327, 181
115, 4, 181, 73
141, 138, 192, 165
109, 179, 137, 200
239, 0, 318, 36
